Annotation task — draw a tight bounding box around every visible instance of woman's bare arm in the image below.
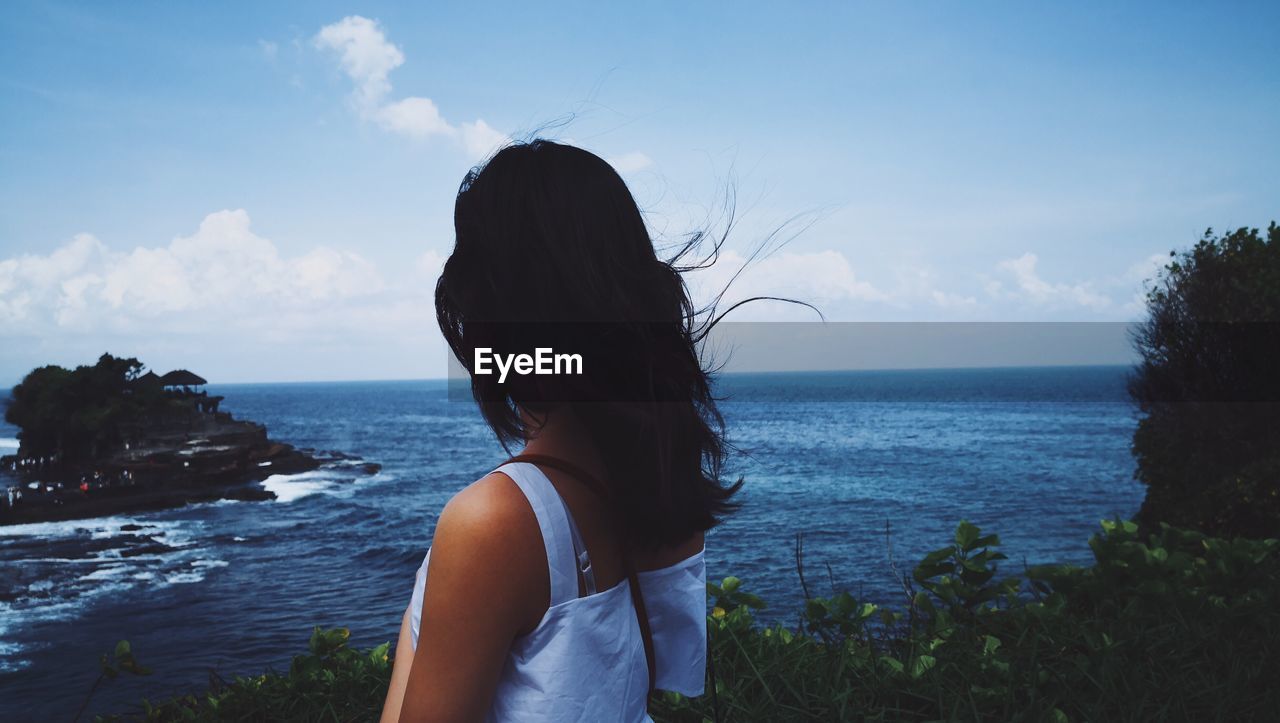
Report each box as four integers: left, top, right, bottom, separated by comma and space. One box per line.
397, 473, 547, 722
380, 604, 418, 723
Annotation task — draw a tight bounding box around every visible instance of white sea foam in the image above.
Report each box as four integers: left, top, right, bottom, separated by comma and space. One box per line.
1, 582, 134, 627
156, 559, 227, 586
0, 514, 212, 673
261, 470, 346, 503
0, 590, 120, 674
79, 564, 130, 581
0, 458, 369, 675
0, 640, 31, 673
0, 514, 147, 538
159, 529, 197, 548
357, 470, 394, 486
253, 458, 379, 503
190, 558, 229, 569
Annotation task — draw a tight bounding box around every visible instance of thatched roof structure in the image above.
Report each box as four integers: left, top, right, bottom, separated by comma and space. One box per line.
132, 371, 162, 387
160, 369, 207, 387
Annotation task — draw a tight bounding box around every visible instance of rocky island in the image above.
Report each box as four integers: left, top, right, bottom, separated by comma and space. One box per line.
1, 354, 378, 526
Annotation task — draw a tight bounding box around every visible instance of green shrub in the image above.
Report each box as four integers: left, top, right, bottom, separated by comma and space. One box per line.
656, 520, 1280, 722
1129, 222, 1280, 538
97, 521, 1279, 722
98, 627, 391, 722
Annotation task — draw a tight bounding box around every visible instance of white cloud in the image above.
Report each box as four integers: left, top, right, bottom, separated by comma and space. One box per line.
458, 119, 510, 160
930, 289, 978, 308
607, 151, 653, 174
1117, 252, 1170, 315
759, 251, 887, 302
313, 16, 403, 111
415, 249, 446, 280
685, 249, 886, 319
376, 97, 451, 139
992, 253, 1111, 310
314, 16, 510, 157
258, 40, 279, 62
1124, 252, 1170, 285
663, 243, 1159, 320
879, 265, 978, 312
0, 210, 385, 335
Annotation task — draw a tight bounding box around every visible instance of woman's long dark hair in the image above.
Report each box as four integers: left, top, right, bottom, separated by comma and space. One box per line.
436, 139, 797, 550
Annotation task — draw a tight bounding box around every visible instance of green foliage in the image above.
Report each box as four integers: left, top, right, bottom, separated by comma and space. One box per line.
4, 353, 175, 461
1129, 222, 1280, 537
75, 640, 152, 723
911, 520, 1019, 619
96, 627, 392, 722
97, 521, 1279, 722
658, 519, 1279, 722
101, 640, 154, 680
708, 575, 766, 616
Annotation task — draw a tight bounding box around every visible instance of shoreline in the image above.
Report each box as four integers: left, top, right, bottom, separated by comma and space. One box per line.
1, 448, 381, 527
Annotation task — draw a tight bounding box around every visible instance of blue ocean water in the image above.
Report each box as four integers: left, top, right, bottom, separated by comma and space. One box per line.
0, 367, 1143, 719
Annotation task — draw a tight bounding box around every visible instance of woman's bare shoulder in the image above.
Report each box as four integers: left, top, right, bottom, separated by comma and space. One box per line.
434, 472, 538, 548
426, 471, 549, 629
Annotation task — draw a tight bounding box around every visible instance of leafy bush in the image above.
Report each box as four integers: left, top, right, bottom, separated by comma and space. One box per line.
657, 520, 1280, 722
96, 521, 1279, 722
97, 628, 391, 722
1129, 222, 1280, 537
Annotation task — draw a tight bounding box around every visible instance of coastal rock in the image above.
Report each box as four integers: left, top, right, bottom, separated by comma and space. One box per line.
1, 357, 379, 525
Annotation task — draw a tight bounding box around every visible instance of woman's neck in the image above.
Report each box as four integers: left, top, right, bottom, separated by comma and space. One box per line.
518, 406, 604, 476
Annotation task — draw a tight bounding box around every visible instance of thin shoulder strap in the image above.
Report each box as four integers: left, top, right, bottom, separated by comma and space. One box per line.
559, 497, 597, 596
511, 461, 597, 597
504, 453, 658, 696
493, 462, 580, 606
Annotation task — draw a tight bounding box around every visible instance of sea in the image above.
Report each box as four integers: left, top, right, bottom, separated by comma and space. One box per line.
0, 367, 1144, 719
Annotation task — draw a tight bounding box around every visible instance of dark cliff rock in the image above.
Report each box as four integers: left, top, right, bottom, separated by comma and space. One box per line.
2, 410, 328, 526
2, 355, 382, 526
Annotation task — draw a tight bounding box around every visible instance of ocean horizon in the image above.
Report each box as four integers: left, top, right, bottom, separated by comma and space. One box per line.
1, 361, 1137, 392
1, 365, 1143, 718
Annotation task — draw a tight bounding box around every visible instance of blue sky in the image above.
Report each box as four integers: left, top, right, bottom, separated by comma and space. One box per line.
1, 1, 1277, 383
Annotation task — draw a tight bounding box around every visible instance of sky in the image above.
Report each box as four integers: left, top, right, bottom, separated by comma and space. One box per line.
1, 1, 1277, 384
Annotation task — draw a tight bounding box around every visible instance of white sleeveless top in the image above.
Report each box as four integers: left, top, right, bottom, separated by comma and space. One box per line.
408, 462, 707, 722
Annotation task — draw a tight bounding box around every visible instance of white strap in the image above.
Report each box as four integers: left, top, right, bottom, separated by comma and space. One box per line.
560, 497, 597, 595
494, 462, 581, 606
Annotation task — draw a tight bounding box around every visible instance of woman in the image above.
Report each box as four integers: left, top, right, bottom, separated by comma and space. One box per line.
381, 140, 742, 722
